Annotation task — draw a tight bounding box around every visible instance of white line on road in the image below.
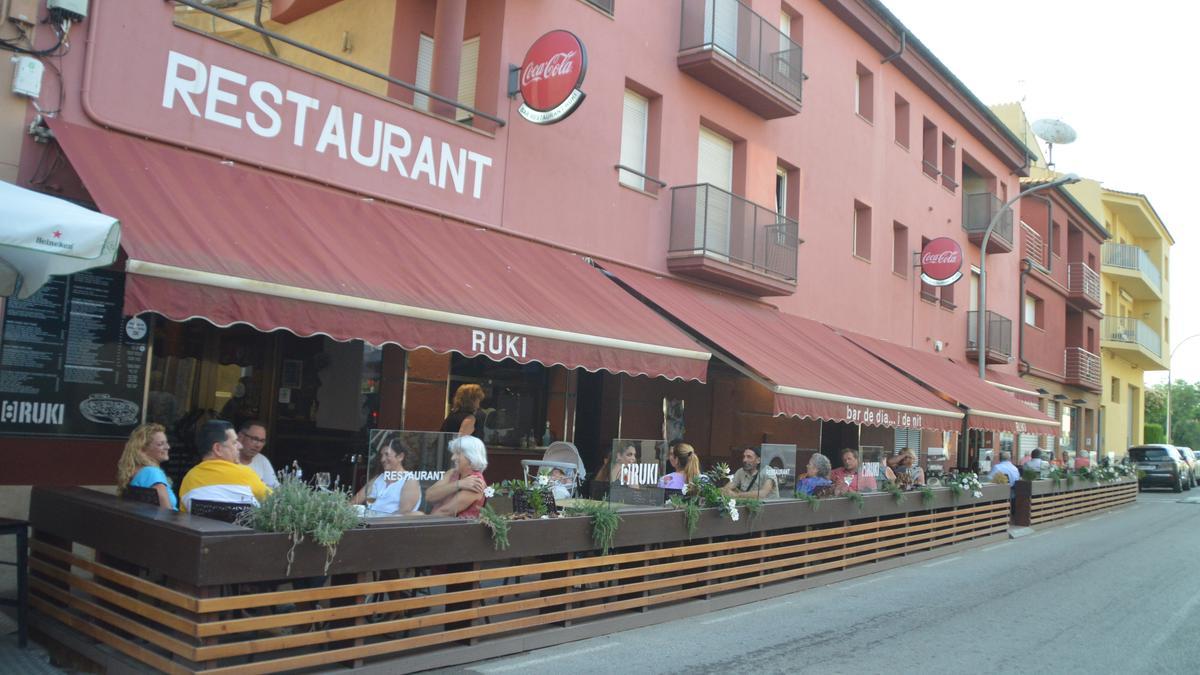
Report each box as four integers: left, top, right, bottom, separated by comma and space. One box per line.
981, 541, 1014, 553
921, 556, 962, 568
841, 573, 894, 590
472, 643, 613, 673
1060, 523, 1078, 529
1085, 516, 1101, 522
699, 604, 774, 625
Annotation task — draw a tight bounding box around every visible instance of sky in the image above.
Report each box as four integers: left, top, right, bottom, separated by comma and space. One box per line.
880, 0, 1198, 386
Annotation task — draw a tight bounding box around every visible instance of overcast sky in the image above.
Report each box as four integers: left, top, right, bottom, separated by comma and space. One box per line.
880, 0, 1198, 386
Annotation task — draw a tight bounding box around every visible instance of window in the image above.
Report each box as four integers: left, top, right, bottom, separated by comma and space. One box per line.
775, 166, 788, 217
1111, 377, 1120, 403
969, 270, 980, 311
619, 89, 650, 190
939, 280, 955, 309
922, 118, 938, 178
853, 201, 872, 260
855, 62, 874, 122
1024, 293, 1044, 328
941, 135, 957, 191
920, 236, 936, 301
894, 94, 909, 148
413, 35, 479, 117
892, 222, 908, 277
583, 0, 614, 14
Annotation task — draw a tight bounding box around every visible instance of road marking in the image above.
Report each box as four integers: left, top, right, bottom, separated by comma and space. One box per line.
1143, 585, 1200, 656
1060, 523, 1078, 529
473, 643, 613, 673
841, 573, 894, 590
922, 556, 962, 568
981, 541, 1014, 552
1085, 516, 1101, 522
698, 604, 773, 625
1028, 531, 1049, 538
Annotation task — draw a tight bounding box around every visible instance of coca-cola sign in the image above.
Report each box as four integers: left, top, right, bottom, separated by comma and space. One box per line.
518, 30, 587, 125
920, 237, 963, 287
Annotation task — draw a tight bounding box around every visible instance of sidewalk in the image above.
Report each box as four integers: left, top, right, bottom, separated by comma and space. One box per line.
0, 612, 64, 674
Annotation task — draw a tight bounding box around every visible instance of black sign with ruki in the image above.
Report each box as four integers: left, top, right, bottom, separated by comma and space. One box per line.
0, 270, 148, 437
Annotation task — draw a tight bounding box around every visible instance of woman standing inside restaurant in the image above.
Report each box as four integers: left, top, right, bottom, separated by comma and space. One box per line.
353, 438, 422, 515
440, 383, 487, 440
427, 436, 489, 518
116, 423, 178, 510
658, 442, 701, 490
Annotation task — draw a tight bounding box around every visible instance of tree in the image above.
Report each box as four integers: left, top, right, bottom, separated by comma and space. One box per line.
1146, 380, 1200, 449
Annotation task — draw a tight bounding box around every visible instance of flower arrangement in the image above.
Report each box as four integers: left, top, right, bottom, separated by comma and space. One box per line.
1076, 464, 1131, 484
239, 475, 362, 575
1048, 466, 1075, 489
494, 471, 556, 517
668, 463, 761, 538
477, 503, 510, 551
944, 471, 984, 499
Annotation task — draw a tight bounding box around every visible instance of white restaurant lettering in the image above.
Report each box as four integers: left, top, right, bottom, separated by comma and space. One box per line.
470, 329, 528, 359
161, 51, 493, 199
844, 404, 922, 429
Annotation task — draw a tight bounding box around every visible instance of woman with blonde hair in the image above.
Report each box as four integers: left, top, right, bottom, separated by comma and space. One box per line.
116, 423, 177, 510
658, 442, 701, 489
894, 447, 925, 487
440, 383, 487, 440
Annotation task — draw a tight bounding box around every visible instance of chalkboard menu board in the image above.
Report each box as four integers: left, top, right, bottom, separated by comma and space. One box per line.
0, 270, 148, 438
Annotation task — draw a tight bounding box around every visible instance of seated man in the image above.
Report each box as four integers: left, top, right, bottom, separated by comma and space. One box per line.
180, 419, 271, 512
830, 448, 894, 494
722, 446, 779, 500
1023, 448, 1049, 473
987, 450, 1021, 487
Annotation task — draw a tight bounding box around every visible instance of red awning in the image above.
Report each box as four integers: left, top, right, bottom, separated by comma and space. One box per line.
970, 364, 1042, 405
49, 121, 710, 382
603, 264, 964, 432
843, 332, 1059, 436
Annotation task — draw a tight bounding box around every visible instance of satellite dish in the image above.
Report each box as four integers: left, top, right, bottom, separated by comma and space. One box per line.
1031, 118, 1078, 168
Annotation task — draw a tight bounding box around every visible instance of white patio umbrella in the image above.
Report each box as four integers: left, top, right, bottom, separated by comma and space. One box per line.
0, 181, 120, 298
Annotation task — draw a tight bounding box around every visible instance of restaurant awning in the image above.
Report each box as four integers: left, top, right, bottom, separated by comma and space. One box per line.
0, 181, 120, 299
47, 121, 710, 382
972, 365, 1041, 405
843, 331, 1059, 436
602, 264, 964, 432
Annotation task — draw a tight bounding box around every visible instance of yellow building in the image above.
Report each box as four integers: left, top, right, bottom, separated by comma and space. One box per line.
991, 103, 1173, 459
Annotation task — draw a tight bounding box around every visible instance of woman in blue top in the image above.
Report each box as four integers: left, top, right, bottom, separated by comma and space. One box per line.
796, 453, 834, 496
117, 423, 178, 510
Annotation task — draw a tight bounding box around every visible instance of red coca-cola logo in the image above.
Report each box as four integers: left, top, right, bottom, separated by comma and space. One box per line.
518, 30, 587, 124
920, 237, 963, 286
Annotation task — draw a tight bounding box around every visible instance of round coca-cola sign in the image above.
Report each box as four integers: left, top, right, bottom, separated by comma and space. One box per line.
920, 237, 963, 287
518, 30, 587, 125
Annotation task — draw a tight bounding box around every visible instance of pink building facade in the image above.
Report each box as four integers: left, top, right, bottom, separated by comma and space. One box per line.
0, 0, 1048, 487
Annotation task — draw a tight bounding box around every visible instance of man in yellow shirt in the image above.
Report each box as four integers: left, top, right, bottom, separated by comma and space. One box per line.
180, 420, 270, 512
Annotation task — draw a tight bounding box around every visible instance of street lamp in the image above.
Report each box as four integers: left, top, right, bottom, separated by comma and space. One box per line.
1166, 333, 1200, 443
977, 173, 1081, 380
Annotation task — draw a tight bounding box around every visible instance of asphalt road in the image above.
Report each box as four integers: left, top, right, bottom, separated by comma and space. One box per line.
448, 489, 1200, 675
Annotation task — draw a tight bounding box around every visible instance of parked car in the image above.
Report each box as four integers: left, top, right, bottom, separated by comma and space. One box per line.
1180, 447, 1200, 488
1129, 445, 1189, 493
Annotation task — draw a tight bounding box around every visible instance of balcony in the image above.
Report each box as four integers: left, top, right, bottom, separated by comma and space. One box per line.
1102, 242, 1162, 300
678, 0, 804, 119
966, 310, 1013, 364
1064, 347, 1101, 392
1101, 315, 1167, 371
1021, 222, 1044, 265
1066, 262, 1102, 310
962, 193, 1013, 253
668, 183, 800, 296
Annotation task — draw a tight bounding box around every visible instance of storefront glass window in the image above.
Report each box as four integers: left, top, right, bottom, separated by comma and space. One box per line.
449, 354, 548, 449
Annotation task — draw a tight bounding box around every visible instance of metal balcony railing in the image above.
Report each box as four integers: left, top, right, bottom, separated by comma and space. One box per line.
963, 192, 1013, 246
966, 310, 1013, 360
679, 0, 804, 101
1064, 347, 1101, 389
1102, 242, 1162, 293
1067, 262, 1101, 305
669, 183, 800, 280
1102, 315, 1163, 357
1021, 222, 1044, 265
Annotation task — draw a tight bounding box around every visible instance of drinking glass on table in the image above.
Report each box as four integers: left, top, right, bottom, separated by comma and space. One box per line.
364, 483, 378, 515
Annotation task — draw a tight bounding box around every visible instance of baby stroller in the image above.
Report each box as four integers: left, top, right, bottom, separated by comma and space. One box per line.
521, 441, 587, 500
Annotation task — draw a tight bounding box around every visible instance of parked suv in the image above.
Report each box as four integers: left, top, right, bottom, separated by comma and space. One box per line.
1180, 447, 1200, 488
1129, 445, 1189, 493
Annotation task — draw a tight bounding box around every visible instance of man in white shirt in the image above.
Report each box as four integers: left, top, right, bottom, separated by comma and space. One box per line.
1023, 448, 1049, 473
237, 420, 280, 488
988, 450, 1021, 486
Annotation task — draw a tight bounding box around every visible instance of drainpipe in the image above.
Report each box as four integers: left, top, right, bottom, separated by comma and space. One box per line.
881, 30, 906, 65
1018, 258, 1033, 376
255, 0, 278, 57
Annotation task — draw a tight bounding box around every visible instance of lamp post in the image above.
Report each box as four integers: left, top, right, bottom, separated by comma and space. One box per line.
1166, 333, 1200, 444
977, 173, 1081, 380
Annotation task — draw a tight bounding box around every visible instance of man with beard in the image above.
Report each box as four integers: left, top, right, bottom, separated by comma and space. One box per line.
723, 446, 779, 499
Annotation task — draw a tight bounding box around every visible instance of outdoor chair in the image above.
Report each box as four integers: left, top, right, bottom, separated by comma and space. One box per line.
189, 499, 253, 524
122, 485, 162, 506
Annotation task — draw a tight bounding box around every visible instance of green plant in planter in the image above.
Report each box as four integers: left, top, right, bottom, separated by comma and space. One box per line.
736, 497, 764, 522
1021, 468, 1041, 482
668, 463, 746, 538
239, 475, 362, 575
880, 480, 905, 504
495, 476, 555, 517
564, 501, 622, 556
669, 495, 702, 538
797, 491, 821, 511
477, 504, 511, 551
844, 490, 865, 510
918, 486, 935, 506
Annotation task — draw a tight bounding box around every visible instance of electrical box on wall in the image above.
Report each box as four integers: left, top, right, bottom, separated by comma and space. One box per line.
11, 55, 43, 98
46, 0, 88, 21
7, 0, 40, 25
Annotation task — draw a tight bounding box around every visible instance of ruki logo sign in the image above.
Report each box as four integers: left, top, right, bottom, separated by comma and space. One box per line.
920, 237, 963, 286
518, 30, 587, 124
